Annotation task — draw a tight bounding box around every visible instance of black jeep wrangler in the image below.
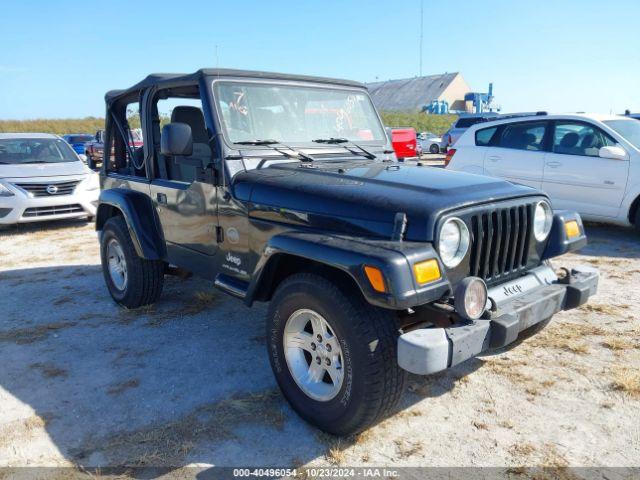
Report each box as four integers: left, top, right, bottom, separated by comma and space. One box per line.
96, 69, 599, 435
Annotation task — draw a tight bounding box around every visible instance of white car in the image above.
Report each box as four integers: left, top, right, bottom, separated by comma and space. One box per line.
446, 113, 640, 229
0, 133, 100, 225
417, 131, 443, 154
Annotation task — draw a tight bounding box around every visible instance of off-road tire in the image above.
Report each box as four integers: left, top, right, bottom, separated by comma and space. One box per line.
429, 143, 439, 154
266, 273, 406, 435
100, 216, 164, 308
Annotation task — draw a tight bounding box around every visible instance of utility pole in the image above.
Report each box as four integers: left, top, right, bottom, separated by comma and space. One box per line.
419, 0, 424, 77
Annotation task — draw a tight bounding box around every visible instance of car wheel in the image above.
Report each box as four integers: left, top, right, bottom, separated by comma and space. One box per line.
429, 144, 439, 154
634, 207, 640, 233
100, 216, 164, 308
266, 273, 406, 435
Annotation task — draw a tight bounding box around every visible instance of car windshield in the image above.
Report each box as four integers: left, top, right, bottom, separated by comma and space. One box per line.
0, 138, 79, 164
66, 135, 93, 143
603, 119, 640, 150
213, 81, 387, 147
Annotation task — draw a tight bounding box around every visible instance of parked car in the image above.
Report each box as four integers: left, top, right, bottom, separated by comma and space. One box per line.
95, 68, 597, 436
624, 113, 640, 121
446, 113, 640, 230
85, 128, 143, 170
0, 133, 99, 225
62, 133, 94, 156
418, 131, 443, 154
441, 113, 500, 150
84, 130, 105, 169
390, 127, 418, 159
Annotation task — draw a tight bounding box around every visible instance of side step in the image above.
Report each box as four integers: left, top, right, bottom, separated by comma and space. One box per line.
214, 274, 249, 299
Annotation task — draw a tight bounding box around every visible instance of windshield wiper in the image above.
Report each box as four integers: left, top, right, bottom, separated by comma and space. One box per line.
312, 137, 377, 160
234, 139, 314, 162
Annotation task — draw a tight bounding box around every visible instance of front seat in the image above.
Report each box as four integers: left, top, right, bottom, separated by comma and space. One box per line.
170, 106, 212, 182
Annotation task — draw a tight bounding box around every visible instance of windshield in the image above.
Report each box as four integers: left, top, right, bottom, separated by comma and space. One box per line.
603, 119, 640, 150
213, 81, 386, 146
0, 138, 79, 164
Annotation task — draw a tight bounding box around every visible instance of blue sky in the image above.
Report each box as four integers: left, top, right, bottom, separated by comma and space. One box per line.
1, 0, 638, 119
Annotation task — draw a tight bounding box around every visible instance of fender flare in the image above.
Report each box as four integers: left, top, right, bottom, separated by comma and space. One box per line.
245, 231, 450, 310
96, 188, 166, 260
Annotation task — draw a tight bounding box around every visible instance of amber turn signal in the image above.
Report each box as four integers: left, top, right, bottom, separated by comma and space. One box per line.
565, 220, 580, 239
364, 265, 387, 293
413, 259, 441, 285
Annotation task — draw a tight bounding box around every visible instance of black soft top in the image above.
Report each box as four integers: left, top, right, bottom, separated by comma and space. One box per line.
105, 68, 366, 103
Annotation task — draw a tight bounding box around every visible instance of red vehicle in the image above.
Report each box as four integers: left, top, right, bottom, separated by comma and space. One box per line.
390, 127, 418, 160
85, 128, 143, 170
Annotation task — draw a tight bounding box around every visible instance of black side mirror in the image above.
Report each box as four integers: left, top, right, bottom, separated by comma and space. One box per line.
161, 122, 193, 156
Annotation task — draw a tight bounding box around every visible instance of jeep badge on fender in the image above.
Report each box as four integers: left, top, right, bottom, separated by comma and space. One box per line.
95, 68, 599, 436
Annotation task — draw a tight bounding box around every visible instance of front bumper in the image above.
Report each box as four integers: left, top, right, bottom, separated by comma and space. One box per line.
398, 264, 599, 375
0, 177, 99, 225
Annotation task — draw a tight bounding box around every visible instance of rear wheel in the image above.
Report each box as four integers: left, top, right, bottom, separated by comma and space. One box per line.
100, 216, 164, 308
266, 273, 406, 435
429, 143, 439, 154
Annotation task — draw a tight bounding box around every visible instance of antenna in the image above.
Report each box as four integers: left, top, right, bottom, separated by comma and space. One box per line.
215, 44, 219, 69
419, 0, 424, 77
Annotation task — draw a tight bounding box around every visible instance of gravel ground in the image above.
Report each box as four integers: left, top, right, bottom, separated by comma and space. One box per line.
0, 219, 638, 471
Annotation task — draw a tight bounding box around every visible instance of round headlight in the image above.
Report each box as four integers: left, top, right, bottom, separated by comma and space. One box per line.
454, 277, 488, 320
438, 217, 470, 268
533, 201, 553, 241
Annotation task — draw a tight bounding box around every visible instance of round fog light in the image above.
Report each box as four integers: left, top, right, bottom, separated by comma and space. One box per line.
454, 277, 488, 320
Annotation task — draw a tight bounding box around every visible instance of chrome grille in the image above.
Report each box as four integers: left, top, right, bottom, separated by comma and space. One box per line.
13, 180, 80, 197
22, 204, 84, 217
469, 203, 534, 283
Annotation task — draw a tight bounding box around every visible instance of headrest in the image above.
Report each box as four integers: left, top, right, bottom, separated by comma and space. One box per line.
171, 106, 208, 143
580, 134, 595, 148
560, 132, 579, 148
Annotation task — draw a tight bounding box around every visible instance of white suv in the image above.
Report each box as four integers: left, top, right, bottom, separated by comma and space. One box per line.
446, 114, 640, 229
0, 133, 100, 225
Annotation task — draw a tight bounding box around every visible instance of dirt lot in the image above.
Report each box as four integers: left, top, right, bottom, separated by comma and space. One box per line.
0, 219, 638, 470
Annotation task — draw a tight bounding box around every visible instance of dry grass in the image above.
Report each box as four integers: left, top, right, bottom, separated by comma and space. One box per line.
107, 379, 140, 396
611, 368, 640, 398
509, 442, 536, 458
0, 321, 77, 344
53, 295, 74, 306
580, 302, 629, 315
472, 421, 489, 430
527, 321, 607, 354
30, 362, 68, 378
181, 290, 218, 316
0, 415, 47, 449
326, 440, 348, 465
70, 389, 285, 466
601, 337, 635, 351
393, 438, 423, 459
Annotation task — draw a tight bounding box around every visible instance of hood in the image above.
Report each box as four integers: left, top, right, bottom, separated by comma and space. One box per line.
233, 160, 541, 241
0, 161, 88, 180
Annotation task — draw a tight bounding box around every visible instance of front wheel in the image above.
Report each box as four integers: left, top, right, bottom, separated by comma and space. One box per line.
266, 273, 406, 435
429, 143, 439, 154
100, 216, 164, 308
